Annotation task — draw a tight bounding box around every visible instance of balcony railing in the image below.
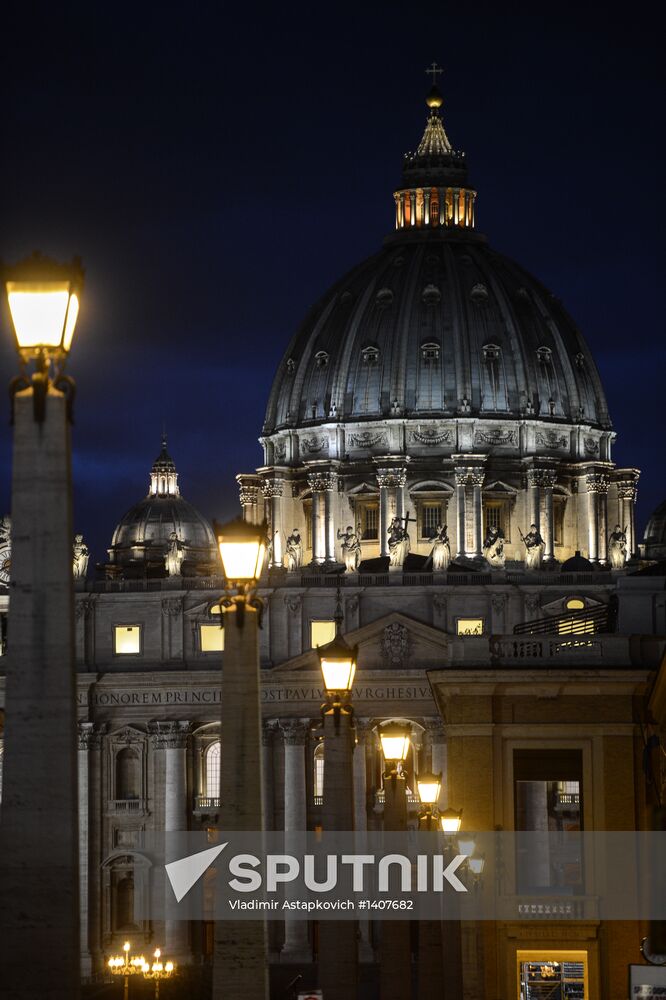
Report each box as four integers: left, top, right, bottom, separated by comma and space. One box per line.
108, 798, 146, 813
513, 603, 615, 636
194, 796, 220, 812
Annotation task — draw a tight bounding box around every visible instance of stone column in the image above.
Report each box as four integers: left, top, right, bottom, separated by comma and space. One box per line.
263, 478, 284, 568
527, 467, 541, 534
541, 469, 557, 562
262, 721, 277, 831
78, 722, 98, 979
307, 472, 325, 565
213, 601, 268, 1000
319, 708, 357, 1000
322, 471, 338, 564
597, 476, 610, 565
617, 478, 639, 557
237, 475, 261, 525
395, 468, 407, 523
377, 469, 391, 558
586, 472, 608, 564
471, 468, 485, 558
280, 720, 311, 962
0, 388, 80, 999
454, 469, 466, 559
153, 721, 191, 962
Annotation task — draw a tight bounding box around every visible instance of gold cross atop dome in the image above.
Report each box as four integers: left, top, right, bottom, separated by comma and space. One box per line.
425, 61, 443, 85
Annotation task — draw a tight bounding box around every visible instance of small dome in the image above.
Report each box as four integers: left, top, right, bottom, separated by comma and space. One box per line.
107, 439, 217, 576
643, 499, 666, 560
561, 550, 595, 572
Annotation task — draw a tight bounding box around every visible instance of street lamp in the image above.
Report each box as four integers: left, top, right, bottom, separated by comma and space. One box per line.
107, 941, 145, 1000
416, 770, 442, 832
0, 252, 84, 998
440, 807, 463, 834
211, 515, 269, 1000
315, 574, 359, 1000
141, 948, 176, 998
379, 722, 411, 770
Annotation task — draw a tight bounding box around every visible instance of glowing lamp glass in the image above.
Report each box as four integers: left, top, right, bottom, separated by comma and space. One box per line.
416, 771, 442, 806
440, 808, 463, 834
4, 253, 83, 359
320, 655, 356, 694
379, 724, 411, 763
215, 518, 267, 584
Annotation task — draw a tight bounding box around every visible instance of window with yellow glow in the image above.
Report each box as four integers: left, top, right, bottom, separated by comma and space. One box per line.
456, 618, 484, 636
517, 951, 588, 1000
310, 620, 336, 649
200, 624, 224, 652
113, 625, 142, 655
560, 597, 595, 635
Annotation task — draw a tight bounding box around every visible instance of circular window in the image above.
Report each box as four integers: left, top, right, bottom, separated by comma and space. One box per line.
566, 598, 585, 611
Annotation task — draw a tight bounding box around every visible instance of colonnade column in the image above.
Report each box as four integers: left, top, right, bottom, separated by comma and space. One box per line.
78, 722, 96, 978
586, 471, 609, 564
322, 471, 338, 563
541, 469, 557, 562
454, 469, 466, 559
308, 472, 326, 563
471, 468, 484, 558
263, 478, 284, 568
527, 467, 541, 534
262, 721, 277, 831
376, 469, 392, 558
617, 476, 639, 558
236, 475, 261, 524
153, 721, 191, 962
597, 476, 609, 564
280, 720, 311, 962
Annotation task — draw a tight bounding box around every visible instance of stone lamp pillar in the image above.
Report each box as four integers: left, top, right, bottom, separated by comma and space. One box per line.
0, 388, 80, 999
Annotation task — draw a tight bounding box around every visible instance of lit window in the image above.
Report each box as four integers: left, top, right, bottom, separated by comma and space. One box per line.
566, 598, 585, 611
200, 624, 224, 652
311, 620, 336, 648
314, 743, 324, 800
205, 741, 221, 798
421, 503, 442, 538
456, 618, 484, 636
114, 625, 141, 655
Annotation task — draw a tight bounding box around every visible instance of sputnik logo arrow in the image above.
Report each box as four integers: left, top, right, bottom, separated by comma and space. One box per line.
165, 843, 227, 902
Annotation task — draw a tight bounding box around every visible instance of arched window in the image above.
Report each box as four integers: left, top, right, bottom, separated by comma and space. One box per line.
115, 748, 140, 800
205, 741, 221, 798
421, 341, 440, 366
313, 742, 324, 800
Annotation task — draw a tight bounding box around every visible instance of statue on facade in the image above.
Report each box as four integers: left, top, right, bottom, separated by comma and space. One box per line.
520, 524, 544, 571
164, 531, 185, 576
285, 528, 303, 571
0, 515, 11, 585
337, 524, 361, 572
388, 514, 411, 568
483, 525, 505, 568
426, 524, 451, 571
72, 534, 90, 579
608, 524, 628, 569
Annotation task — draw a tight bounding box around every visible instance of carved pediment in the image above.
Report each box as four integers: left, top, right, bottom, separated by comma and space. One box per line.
271, 611, 450, 673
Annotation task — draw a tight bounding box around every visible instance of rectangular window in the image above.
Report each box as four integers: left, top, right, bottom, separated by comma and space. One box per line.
421, 502, 443, 539
310, 620, 336, 649
358, 502, 379, 540
200, 624, 225, 652
456, 618, 484, 636
114, 625, 142, 655
483, 500, 510, 541
514, 749, 583, 893
518, 952, 588, 1000
303, 500, 313, 550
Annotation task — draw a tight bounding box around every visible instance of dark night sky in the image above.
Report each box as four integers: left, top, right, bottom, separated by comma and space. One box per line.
0, 4, 663, 564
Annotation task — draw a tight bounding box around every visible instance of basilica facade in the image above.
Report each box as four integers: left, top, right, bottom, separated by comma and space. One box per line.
1, 82, 666, 1000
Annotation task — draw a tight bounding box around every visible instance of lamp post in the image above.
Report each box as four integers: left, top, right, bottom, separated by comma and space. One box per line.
440, 808, 464, 999
211, 517, 269, 1000
0, 252, 83, 999
416, 770, 442, 832
316, 582, 358, 1000
141, 948, 176, 999
416, 770, 445, 993
107, 941, 145, 1000
379, 722, 412, 1000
